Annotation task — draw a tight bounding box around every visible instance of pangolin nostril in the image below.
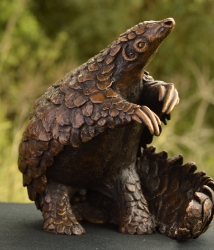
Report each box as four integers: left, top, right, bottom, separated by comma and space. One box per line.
164, 18, 175, 27
164, 20, 173, 26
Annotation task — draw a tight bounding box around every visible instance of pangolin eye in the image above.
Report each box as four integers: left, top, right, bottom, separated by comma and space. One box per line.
133, 38, 148, 53
138, 42, 146, 48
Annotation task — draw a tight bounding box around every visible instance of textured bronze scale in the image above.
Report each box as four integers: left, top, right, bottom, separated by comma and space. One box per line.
18, 18, 214, 240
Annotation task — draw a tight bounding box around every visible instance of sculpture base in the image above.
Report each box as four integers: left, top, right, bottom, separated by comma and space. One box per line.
0, 202, 213, 250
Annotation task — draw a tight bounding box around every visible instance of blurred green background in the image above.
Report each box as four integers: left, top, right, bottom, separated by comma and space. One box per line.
1, 0, 214, 203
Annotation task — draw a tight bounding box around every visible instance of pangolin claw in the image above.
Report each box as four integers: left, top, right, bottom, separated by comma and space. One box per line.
159, 84, 179, 114
134, 106, 161, 136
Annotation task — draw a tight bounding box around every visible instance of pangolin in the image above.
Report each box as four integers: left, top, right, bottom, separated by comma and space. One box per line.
18, 18, 214, 239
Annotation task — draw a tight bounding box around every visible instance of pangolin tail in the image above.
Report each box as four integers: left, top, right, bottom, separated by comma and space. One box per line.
137, 146, 214, 240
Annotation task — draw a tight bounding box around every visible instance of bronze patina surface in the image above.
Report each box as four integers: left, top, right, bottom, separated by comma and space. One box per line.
18, 18, 214, 240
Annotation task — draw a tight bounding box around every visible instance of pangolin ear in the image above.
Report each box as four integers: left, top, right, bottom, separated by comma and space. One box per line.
122, 44, 137, 61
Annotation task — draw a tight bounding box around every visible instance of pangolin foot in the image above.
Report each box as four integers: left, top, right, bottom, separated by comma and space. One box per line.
119, 206, 155, 235
43, 210, 86, 235
39, 180, 86, 235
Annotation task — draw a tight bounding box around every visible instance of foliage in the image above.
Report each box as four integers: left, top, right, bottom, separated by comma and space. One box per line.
0, 0, 214, 202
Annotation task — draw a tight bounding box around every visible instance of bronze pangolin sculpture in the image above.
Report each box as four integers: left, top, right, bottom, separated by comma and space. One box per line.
18, 18, 214, 240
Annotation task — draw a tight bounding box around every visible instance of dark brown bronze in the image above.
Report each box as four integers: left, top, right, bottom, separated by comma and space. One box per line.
18, 18, 214, 240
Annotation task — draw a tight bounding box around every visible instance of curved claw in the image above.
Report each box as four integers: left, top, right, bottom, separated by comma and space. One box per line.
133, 106, 161, 136
159, 84, 179, 114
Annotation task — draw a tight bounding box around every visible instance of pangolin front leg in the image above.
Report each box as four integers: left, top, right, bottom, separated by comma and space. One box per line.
38, 180, 85, 235
96, 88, 161, 136
116, 166, 155, 234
